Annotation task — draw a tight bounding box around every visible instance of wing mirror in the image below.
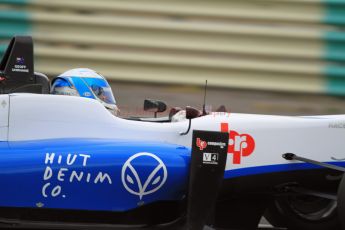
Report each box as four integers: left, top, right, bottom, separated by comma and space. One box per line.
144, 99, 167, 118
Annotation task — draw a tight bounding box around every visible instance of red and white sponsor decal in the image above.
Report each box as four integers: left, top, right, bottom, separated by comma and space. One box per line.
220, 123, 255, 164
196, 138, 208, 150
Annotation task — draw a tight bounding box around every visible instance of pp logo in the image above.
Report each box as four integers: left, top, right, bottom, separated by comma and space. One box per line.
221, 123, 255, 164
121, 152, 168, 200
196, 138, 207, 150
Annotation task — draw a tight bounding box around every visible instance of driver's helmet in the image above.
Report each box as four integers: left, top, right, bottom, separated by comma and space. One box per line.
51, 68, 119, 115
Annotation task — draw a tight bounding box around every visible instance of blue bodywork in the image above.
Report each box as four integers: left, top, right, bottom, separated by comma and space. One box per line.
0, 139, 190, 212
1, 138, 344, 213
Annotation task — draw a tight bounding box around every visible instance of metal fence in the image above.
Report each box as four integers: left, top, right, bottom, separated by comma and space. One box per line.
1, 0, 345, 95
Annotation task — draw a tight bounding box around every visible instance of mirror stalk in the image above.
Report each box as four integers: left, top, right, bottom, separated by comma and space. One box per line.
180, 119, 192, 136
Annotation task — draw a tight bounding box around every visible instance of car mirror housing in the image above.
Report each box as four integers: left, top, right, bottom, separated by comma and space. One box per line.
144, 99, 167, 113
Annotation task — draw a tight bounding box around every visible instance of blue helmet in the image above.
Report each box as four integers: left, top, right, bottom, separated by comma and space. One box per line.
51, 68, 119, 115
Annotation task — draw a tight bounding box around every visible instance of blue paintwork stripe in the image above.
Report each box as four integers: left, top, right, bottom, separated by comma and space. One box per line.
224, 161, 345, 179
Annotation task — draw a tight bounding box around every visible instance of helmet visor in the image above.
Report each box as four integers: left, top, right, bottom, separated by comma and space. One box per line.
82, 78, 116, 105
51, 78, 79, 96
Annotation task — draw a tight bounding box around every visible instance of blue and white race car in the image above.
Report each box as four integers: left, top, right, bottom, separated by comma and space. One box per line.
0, 36, 345, 230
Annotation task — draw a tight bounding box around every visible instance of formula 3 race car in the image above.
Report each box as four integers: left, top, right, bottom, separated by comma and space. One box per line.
0, 36, 345, 230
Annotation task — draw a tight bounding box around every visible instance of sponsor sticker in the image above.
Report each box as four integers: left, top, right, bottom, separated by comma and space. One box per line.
16, 57, 25, 65
196, 138, 226, 151
121, 152, 167, 200
83, 92, 92, 97
196, 138, 207, 150
41, 153, 112, 199
203, 152, 219, 165
221, 123, 255, 164
329, 122, 345, 129
12, 57, 29, 73
193, 131, 228, 167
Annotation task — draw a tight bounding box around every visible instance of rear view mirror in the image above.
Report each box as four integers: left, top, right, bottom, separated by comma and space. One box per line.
144, 99, 167, 117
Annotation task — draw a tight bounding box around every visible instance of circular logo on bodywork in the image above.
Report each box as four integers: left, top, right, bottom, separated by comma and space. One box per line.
121, 152, 168, 200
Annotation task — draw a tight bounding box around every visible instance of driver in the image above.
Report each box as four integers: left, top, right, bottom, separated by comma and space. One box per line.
51, 68, 119, 115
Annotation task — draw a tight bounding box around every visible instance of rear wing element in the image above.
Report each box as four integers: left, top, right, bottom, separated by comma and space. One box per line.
0, 36, 50, 94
